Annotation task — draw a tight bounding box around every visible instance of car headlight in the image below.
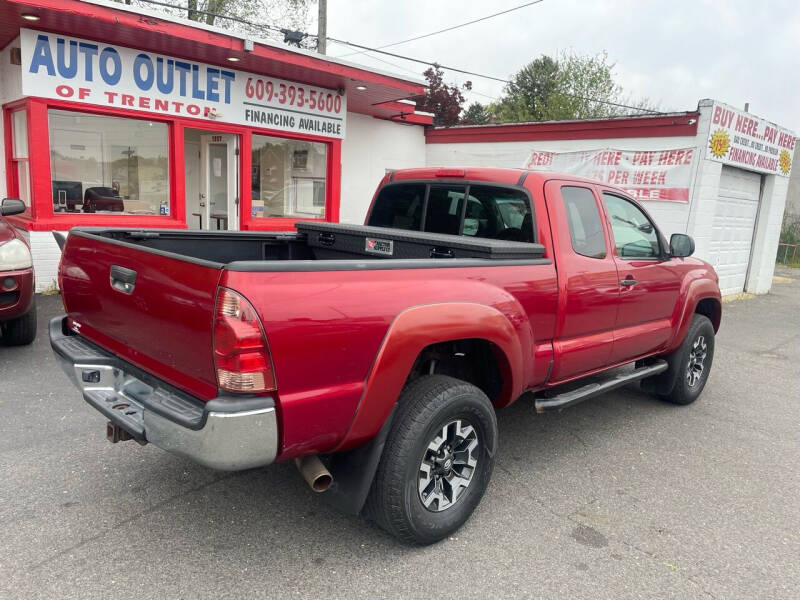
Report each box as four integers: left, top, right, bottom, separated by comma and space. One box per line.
0, 239, 33, 271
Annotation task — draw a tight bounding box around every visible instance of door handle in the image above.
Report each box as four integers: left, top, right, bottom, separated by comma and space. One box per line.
620, 278, 637, 287
110, 265, 137, 295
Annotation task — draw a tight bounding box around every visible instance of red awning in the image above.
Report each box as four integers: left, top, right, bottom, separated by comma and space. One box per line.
0, 0, 432, 122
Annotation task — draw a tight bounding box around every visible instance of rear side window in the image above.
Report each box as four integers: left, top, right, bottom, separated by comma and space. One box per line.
561, 186, 606, 258
464, 186, 533, 242
424, 186, 466, 235
368, 182, 534, 242
368, 183, 425, 230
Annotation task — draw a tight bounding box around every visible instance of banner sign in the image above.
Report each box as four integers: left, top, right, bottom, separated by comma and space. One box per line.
20, 29, 346, 139
524, 147, 696, 202
706, 101, 794, 177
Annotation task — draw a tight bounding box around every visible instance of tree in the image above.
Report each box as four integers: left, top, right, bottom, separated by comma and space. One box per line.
126, 0, 312, 46
494, 51, 657, 123
413, 66, 472, 127
461, 102, 492, 125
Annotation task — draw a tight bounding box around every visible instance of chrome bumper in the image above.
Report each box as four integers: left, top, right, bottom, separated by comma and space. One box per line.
50, 317, 278, 471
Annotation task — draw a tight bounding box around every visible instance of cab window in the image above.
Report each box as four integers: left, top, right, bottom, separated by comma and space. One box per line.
560, 186, 606, 258
602, 193, 660, 258
368, 182, 534, 242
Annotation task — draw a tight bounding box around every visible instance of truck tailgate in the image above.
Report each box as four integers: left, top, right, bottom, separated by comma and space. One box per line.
59, 231, 223, 400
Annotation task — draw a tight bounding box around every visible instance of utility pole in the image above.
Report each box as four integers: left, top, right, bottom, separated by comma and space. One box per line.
317, 0, 327, 55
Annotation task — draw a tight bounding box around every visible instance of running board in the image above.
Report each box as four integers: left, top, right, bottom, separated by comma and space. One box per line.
534, 360, 668, 413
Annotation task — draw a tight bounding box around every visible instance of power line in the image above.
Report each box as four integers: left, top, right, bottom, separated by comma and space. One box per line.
328, 38, 662, 114
336, 0, 546, 58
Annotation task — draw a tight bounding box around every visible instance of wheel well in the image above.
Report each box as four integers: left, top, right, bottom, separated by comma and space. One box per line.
695, 298, 721, 332
406, 339, 506, 405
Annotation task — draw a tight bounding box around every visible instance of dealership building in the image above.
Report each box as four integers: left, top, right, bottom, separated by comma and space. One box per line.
0, 0, 795, 297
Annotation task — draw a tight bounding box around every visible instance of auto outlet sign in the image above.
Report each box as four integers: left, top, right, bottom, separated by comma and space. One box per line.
706, 101, 795, 177
19, 29, 346, 139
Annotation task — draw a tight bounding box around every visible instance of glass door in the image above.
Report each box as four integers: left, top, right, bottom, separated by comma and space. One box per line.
199, 133, 239, 230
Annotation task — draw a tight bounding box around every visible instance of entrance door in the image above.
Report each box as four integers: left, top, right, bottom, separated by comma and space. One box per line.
199, 134, 239, 230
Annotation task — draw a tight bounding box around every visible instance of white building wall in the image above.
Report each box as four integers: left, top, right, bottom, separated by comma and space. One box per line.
426, 134, 698, 240
340, 112, 426, 224
746, 174, 790, 293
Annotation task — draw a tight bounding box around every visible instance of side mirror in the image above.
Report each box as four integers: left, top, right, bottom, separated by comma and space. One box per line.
0, 198, 26, 217
670, 233, 695, 258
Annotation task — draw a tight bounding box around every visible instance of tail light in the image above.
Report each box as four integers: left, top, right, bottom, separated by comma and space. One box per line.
213, 287, 276, 393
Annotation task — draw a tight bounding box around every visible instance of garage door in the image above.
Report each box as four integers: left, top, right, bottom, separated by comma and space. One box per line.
708, 166, 761, 295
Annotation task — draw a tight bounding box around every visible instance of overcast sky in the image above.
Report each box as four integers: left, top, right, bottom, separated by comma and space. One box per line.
323, 0, 800, 132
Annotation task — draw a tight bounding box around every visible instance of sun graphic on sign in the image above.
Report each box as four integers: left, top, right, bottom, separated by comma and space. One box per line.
709, 128, 730, 158
779, 149, 792, 175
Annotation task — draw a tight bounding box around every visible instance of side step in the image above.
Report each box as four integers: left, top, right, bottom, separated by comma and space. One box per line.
534, 360, 668, 413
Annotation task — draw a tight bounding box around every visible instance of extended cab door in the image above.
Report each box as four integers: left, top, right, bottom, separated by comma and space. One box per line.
600, 191, 681, 362
545, 181, 619, 382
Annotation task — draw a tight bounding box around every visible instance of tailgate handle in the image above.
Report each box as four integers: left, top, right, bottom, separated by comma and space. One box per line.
110, 265, 137, 295
318, 232, 336, 246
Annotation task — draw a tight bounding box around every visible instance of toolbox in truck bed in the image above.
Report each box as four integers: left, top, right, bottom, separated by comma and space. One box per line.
296, 221, 546, 261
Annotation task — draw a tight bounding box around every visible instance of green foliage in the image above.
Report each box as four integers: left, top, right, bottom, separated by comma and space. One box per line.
461, 102, 492, 125
777, 217, 800, 265
468, 51, 657, 125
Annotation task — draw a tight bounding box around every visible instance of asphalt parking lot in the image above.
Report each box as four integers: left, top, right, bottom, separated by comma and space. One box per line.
1, 269, 799, 599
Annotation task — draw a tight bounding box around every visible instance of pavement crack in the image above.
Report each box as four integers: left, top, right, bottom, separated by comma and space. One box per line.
25, 472, 242, 571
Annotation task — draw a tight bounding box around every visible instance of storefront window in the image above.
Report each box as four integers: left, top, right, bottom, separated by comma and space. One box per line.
10, 110, 29, 207
251, 134, 327, 219
48, 110, 170, 215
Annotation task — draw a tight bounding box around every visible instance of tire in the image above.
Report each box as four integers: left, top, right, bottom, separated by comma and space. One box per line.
642, 314, 714, 405
1, 299, 37, 346
365, 375, 498, 545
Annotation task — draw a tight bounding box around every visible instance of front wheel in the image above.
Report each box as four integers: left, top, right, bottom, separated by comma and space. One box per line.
1, 300, 37, 346
643, 314, 715, 405
365, 375, 498, 544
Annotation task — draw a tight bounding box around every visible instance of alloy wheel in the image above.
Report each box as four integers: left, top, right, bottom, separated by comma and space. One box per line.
418, 419, 479, 512
686, 335, 707, 387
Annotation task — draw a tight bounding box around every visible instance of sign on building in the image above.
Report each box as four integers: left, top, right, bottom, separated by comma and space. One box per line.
524, 148, 696, 202
706, 101, 794, 177
20, 28, 346, 139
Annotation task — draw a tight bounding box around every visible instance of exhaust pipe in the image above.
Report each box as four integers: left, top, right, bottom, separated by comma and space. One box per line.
295, 455, 333, 493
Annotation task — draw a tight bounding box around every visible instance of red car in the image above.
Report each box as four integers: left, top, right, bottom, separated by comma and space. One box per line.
0, 198, 36, 345
52, 168, 721, 543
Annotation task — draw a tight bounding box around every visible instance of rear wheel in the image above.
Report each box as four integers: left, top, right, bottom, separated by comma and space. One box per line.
1, 300, 37, 346
642, 314, 715, 405
365, 375, 497, 544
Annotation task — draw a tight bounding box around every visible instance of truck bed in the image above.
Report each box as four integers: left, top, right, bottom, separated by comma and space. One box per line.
59, 224, 551, 404
78, 222, 545, 267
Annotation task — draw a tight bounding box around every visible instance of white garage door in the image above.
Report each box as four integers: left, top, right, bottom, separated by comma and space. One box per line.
708, 166, 761, 295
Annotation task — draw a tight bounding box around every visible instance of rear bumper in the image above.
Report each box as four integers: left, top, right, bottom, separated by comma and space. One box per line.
0, 268, 34, 321
49, 316, 278, 471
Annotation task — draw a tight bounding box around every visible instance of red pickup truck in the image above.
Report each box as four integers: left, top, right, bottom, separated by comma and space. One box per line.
51, 168, 721, 544
1, 198, 36, 345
